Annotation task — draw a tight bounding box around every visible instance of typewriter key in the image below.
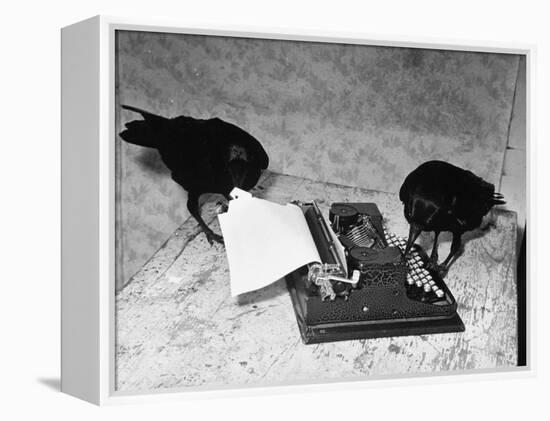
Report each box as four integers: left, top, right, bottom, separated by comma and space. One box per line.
435, 289, 445, 298
415, 280, 423, 288
423, 284, 432, 292
329, 204, 359, 234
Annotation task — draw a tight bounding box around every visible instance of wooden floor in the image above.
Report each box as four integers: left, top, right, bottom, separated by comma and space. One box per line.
115, 172, 518, 393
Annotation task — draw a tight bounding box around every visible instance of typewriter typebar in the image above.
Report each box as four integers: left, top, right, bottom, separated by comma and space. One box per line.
285, 202, 465, 344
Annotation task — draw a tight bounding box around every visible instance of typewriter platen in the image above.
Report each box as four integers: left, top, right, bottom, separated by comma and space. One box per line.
285, 202, 465, 344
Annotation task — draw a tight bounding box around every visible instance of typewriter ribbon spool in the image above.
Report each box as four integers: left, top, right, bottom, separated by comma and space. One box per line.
329, 204, 359, 234
349, 247, 373, 274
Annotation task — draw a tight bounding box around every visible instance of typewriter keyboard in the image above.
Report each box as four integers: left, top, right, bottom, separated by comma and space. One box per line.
383, 228, 447, 303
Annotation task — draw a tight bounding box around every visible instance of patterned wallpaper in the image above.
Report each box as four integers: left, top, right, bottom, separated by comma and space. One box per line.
115, 30, 519, 289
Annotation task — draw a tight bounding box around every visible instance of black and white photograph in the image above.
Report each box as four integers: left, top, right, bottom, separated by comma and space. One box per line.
6, 0, 550, 418
113, 29, 526, 393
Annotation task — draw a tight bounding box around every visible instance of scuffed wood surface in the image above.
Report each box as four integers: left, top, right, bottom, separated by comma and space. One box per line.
116, 172, 518, 392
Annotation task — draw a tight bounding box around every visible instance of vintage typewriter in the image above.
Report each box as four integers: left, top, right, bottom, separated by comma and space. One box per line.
285, 202, 465, 344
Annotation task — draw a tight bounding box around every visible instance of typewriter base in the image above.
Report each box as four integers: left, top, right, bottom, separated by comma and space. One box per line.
287, 280, 465, 344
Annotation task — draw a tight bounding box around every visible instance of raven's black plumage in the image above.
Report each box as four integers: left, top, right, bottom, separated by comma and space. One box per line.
399, 160, 505, 275
119, 105, 269, 244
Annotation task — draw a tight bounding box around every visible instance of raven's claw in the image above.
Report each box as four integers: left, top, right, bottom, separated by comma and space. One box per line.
205, 231, 224, 246
425, 256, 439, 271
435, 264, 448, 278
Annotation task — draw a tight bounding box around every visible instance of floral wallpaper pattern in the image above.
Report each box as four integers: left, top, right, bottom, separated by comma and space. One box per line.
115, 30, 519, 289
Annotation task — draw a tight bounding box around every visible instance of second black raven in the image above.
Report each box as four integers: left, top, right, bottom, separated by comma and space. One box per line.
399, 160, 505, 276
119, 105, 269, 245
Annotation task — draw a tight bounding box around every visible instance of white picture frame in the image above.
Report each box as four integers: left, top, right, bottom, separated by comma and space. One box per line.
61, 15, 534, 405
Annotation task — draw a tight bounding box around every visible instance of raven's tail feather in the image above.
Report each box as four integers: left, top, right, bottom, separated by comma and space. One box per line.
119, 120, 158, 148
491, 192, 506, 206
119, 104, 167, 148
121, 104, 165, 122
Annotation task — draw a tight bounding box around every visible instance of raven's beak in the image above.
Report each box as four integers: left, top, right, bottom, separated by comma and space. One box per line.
403, 224, 422, 257
228, 160, 247, 189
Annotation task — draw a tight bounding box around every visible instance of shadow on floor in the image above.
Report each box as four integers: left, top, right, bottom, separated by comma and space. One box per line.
37, 377, 60, 392
236, 278, 288, 306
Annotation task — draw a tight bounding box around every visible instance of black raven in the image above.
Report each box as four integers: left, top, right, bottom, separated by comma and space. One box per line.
399, 160, 505, 275
119, 105, 269, 245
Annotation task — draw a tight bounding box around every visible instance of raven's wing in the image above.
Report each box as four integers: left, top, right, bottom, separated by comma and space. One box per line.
447, 169, 497, 228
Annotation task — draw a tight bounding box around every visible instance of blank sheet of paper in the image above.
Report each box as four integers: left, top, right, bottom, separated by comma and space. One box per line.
218, 195, 321, 296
